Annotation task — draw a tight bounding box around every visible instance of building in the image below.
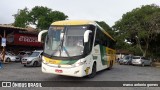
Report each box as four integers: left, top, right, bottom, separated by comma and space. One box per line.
116, 49, 133, 59
0, 24, 43, 54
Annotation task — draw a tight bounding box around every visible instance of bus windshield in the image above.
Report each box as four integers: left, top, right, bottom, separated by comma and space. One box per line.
44, 26, 87, 57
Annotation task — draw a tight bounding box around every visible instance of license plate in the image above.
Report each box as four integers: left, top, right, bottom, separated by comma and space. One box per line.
22, 62, 27, 64
55, 69, 63, 73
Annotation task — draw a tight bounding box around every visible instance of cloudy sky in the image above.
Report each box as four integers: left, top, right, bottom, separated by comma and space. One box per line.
0, 0, 160, 26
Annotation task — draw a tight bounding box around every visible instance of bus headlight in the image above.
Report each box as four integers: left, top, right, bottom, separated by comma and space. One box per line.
72, 59, 86, 67
42, 56, 47, 64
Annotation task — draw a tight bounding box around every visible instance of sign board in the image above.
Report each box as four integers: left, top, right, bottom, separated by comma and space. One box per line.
14, 34, 42, 47
1, 38, 6, 46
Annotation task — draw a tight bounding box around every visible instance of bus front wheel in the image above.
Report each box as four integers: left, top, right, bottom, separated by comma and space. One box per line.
87, 63, 96, 78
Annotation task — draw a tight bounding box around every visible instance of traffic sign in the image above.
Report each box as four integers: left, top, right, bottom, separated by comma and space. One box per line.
1, 38, 6, 46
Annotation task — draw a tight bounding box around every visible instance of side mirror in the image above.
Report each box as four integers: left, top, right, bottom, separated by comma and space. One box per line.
84, 30, 92, 43
38, 30, 48, 42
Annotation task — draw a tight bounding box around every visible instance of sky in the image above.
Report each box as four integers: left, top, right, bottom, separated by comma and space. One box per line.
0, 0, 160, 27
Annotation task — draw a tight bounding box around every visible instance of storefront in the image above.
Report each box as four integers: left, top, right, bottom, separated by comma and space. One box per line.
0, 24, 43, 54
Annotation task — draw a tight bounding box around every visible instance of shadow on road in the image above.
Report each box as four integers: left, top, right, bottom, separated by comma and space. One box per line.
43, 68, 113, 81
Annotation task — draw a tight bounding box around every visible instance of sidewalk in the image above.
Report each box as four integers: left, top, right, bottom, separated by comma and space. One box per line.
153, 62, 160, 67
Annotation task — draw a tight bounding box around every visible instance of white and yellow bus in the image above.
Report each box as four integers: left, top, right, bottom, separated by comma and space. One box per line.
38, 20, 116, 78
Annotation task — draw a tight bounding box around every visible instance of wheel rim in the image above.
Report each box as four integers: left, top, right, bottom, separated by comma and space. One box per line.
88, 63, 96, 78
7, 58, 10, 62
33, 62, 38, 66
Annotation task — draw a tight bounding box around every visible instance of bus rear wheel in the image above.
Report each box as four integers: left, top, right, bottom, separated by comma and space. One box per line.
107, 61, 113, 70
87, 63, 96, 78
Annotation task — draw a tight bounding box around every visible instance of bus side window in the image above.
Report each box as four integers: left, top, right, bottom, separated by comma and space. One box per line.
95, 39, 100, 46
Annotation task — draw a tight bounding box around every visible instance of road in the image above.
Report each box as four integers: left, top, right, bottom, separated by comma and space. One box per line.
0, 62, 160, 90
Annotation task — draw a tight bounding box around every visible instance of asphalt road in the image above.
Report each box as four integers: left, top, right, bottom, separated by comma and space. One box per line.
0, 62, 160, 90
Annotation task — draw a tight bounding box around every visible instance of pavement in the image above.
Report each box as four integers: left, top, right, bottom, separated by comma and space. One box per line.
0, 62, 160, 90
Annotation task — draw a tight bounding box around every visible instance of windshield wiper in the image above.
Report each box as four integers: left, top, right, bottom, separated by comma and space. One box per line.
51, 28, 70, 57
59, 28, 70, 57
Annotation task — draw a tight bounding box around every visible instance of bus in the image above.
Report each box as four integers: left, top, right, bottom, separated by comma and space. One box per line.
38, 20, 116, 78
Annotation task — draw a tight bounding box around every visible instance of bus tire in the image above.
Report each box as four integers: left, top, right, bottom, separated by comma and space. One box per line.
87, 62, 96, 78
107, 61, 113, 70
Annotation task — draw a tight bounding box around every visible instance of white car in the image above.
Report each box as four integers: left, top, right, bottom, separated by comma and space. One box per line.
15, 51, 32, 62
21, 50, 43, 67
132, 56, 152, 66
4, 52, 16, 62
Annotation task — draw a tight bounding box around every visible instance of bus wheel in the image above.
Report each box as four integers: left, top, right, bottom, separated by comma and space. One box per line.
88, 63, 96, 78
107, 61, 113, 70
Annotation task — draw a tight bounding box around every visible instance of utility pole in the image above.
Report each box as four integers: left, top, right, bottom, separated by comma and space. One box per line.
1, 30, 6, 63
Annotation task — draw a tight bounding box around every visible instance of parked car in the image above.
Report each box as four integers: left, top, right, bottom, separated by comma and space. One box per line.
5, 52, 17, 62
21, 50, 43, 67
119, 55, 133, 65
132, 56, 152, 66
0, 51, 16, 62
15, 51, 31, 62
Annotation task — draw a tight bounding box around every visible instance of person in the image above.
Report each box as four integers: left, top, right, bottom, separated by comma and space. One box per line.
0, 52, 2, 68
117, 58, 120, 63
0, 59, 2, 68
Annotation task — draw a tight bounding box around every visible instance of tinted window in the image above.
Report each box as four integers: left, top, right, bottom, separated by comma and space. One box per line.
95, 27, 115, 48
124, 56, 130, 60
133, 56, 140, 59
142, 57, 149, 60
19, 52, 25, 55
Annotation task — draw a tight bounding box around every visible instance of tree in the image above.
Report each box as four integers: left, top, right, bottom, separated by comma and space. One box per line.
13, 8, 29, 28
113, 4, 160, 57
96, 21, 114, 35
13, 6, 68, 30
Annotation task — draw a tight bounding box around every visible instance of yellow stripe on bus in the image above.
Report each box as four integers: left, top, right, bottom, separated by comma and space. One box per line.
44, 56, 62, 64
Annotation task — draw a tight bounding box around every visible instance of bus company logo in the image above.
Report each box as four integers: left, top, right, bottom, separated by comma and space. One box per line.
2, 82, 12, 87
58, 64, 61, 68
49, 60, 56, 64
85, 67, 90, 75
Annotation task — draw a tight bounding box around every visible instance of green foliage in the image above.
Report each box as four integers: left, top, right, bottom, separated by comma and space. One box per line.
113, 4, 160, 57
13, 8, 29, 28
13, 6, 68, 30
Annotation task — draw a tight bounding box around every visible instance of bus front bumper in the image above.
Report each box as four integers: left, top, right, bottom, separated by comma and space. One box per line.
41, 63, 89, 77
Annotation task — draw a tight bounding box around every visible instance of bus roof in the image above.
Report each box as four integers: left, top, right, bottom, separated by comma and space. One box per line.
51, 20, 115, 41
51, 20, 96, 26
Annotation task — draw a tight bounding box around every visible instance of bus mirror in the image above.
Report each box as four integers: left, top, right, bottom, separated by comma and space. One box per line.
38, 30, 48, 42
84, 30, 92, 43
